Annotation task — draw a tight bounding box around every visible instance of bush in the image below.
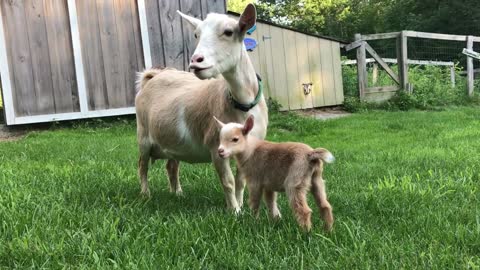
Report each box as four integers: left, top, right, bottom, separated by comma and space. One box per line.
342, 63, 479, 111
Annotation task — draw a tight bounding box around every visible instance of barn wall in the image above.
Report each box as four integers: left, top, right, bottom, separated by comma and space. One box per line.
229, 14, 345, 110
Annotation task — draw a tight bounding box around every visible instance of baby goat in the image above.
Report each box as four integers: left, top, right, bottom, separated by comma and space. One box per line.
214, 115, 335, 231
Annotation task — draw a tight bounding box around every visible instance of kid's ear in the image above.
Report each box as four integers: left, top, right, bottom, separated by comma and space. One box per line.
213, 116, 225, 130
242, 115, 254, 135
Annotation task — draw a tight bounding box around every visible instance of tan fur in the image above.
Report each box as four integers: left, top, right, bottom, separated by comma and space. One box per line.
135, 5, 268, 213
217, 116, 334, 231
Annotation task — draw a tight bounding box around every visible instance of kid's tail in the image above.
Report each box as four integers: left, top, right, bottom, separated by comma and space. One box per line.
135, 68, 162, 93
308, 148, 335, 163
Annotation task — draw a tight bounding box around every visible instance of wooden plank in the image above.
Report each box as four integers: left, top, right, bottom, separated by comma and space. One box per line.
365, 85, 399, 93
44, 0, 79, 113
129, 0, 145, 70
364, 91, 396, 103
355, 34, 367, 100
262, 24, 276, 100
247, 25, 261, 73
0, 3, 16, 124
255, 23, 271, 98
158, 0, 185, 70
450, 66, 456, 88
114, 0, 139, 107
144, 0, 165, 67
76, 0, 108, 110
361, 32, 400, 41
467, 36, 474, 96
295, 32, 313, 109
398, 31, 409, 91
331, 42, 344, 104
201, 0, 226, 18
283, 29, 301, 110
404, 31, 467, 42
343, 58, 454, 67
307, 36, 325, 107
137, 0, 152, 68
97, 0, 125, 109
268, 24, 289, 110
364, 42, 400, 84
0, 1, 34, 117
25, 0, 56, 115
180, 0, 202, 71
344, 40, 363, 51
372, 63, 378, 85
320, 39, 337, 106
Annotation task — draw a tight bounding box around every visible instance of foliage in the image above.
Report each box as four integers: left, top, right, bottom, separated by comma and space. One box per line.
1, 108, 480, 268
228, 0, 480, 40
342, 63, 480, 111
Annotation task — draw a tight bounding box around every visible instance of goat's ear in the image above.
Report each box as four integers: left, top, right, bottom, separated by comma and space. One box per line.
213, 116, 225, 130
177, 10, 201, 29
238, 4, 256, 34
242, 115, 254, 135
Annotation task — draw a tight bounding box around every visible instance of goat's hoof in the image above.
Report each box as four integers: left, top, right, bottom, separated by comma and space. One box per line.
173, 189, 183, 196
323, 222, 334, 232
140, 190, 151, 198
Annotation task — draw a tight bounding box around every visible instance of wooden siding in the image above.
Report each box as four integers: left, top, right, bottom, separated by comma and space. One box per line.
145, 0, 226, 69
236, 16, 344, 110
1, 0, 78, 117
76, 0, 144, 110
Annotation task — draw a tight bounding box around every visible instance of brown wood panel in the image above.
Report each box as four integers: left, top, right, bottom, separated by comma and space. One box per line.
319, 39, 336, 106
76, 0, 108, 110
44, 0, 79, 113
129, 0, 144, 71
1, 0, 35, 116
144, 0, 165, 67
247, 26, 261, 76
268, 25, 289, 110
201, 0, 225, 19
307, 36, 325, 107
179, 0, 202, 70
25, 0, 55, 115
331, 42, 344, 104
114, 0, 140, 107
283, 30, 301, 110
158, 0, 185, 70
263, 25, 276, 100
295, 32, 313, 109
97, 0, 126, 108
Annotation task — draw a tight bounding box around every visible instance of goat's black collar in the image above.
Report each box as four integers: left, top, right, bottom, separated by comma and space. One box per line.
228, 74, 263, 112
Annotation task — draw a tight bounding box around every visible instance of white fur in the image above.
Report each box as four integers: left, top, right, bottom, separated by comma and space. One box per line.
323, 151, 335, 164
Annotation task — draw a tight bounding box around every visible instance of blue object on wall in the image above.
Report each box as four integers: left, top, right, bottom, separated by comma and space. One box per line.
244, 38, 257, 51
246, 24, 256, 35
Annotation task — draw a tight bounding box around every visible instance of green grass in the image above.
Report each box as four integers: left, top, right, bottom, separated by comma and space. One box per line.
1, 108, 480, 269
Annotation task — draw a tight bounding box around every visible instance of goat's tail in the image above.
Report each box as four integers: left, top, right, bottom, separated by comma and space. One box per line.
135, 68, 162, 93
308, 148, 335, 164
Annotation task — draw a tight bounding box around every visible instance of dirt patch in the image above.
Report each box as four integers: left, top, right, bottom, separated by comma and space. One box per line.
0, 124, 28, 142
294, 106, 352, 120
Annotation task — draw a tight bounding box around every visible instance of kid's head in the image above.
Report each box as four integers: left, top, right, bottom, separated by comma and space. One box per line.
214, 115, 254, 159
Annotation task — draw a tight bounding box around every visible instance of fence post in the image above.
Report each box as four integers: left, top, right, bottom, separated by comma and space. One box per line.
355, 34, 367, 99
466, 36, 474, 96
397, 31, 409, 91
372, 63, 378, 86
450, 66, 456, 88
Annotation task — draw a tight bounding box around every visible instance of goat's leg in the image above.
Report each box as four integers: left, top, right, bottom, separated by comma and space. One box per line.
287, 186, 312, 231
235, 171, 246, 208
166, 159, 182, 195
264, 191, 281, 219
138, 153, 151, 197
212, 153, 240, 213
311, 171, 334, 231
248, 184, 263, 218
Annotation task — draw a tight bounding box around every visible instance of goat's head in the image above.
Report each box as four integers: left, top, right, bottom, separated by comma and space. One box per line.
214, 115, 254, 159
177, 4, 257, 79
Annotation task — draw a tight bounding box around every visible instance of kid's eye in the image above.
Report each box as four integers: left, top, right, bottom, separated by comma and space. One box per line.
232, 137, 239, 143
224, 29, 233, 37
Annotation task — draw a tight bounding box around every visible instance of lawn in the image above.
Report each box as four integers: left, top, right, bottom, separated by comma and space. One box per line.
1, 107, 479, 268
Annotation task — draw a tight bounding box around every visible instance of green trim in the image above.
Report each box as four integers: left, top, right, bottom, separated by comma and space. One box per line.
230, 75, 263, 112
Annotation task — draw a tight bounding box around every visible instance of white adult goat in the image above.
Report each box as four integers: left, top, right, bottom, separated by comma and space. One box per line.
135, 4, 268, 213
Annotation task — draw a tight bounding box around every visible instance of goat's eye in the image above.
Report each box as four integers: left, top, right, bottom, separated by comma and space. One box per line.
224, 29, 233, 37
194, 33, 198, 39
232, 137, 239, 143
